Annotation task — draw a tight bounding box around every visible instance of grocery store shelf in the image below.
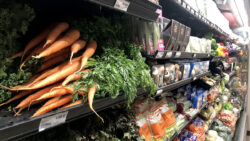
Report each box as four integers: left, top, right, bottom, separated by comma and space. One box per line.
156, 71, 210, 96
159, 0, 232, 42
233, 112, 247, 141
87, 0, 161, 21
0, 88, 148, 141
169, 103, 208, 141
150, 51, 211, 59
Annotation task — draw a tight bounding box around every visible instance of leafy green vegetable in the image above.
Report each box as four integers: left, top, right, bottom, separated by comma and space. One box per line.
0, 0, 35, 102
223, 102, 233, 110
69, 16, 155, 105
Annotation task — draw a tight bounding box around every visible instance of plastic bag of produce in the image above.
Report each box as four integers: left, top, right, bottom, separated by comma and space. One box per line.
163, 63, 175, 85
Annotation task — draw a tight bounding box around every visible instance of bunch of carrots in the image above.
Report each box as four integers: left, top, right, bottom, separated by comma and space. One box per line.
0, 22, 104, 122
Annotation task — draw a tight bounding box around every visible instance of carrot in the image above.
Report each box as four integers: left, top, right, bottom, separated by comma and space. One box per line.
32, 95, 73, 117
15, 99, 45, 116
10, 51, 23, 59
70, 40, 86, 63
88, 83, 104, 122
20, 43, 45, 70
10, 58, 81, 91
18, 56, 82, 89
78, 40, 97, 72
34, 29, 80, 59
37, 52, 70, 73
42, 96, 60, 107
0, 91, 33, 107
62, 69, 89, 86
35, 88, 69, 101
21, 25, 53, 61
61, 100, 82, 109
44, 47, 70, 62
43, 22, 69, 48
15, 83, 60, 110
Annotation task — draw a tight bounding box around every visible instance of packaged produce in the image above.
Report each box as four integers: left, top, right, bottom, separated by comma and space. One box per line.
192, 92, 203, 109
163, 63, 176, 85
190, 62, 201, 77
183, 63, 191, 79
166, 97, 177, 112
206, 130, 218, 141
222, 102, 233, 111
216, 110, 237, 132
175, 64, 183, 82
152, 65, 165, 87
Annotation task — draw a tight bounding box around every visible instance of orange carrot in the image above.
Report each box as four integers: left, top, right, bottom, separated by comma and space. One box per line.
88, 83, 104, 122
37, 52, 70, 73
15, 99, 45, 116
43, 22, 69, 48
44, 47, 70, 62
62, 69, 89, 86
32, 95, 73, 117
10, 51, 23, 59
15, 83, 60, 110
35, 88, 69, 101
61, 100, 82, 109
70, 40, 86, 63
20, 56, 82, 88
78, 40, 97, 72
22, 26, 53, 61
20, 43, 45, 70
0, 91, 33, 107
34, 29, 80, 59
10, 58, 81, 91
42, 96, 60, 107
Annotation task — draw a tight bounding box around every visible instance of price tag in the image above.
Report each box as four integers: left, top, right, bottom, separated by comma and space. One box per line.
39, 111, 68, 132
193, 77, 197, 80
156, 89, 163, 95
156, 52, 164, 58
114, 0, 130, 12
175, 52, 181, 58
165, 52, 173, 58
207, 54, 210, 57
193, 53, 197, 58
182, 2, 187, 8
177, 0, 181, 3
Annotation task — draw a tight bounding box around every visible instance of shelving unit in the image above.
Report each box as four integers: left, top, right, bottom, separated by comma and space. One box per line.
147, 51, 211, 59
155, 71, 210, 96
87, 0, 161, 21
159, 0, 232, 42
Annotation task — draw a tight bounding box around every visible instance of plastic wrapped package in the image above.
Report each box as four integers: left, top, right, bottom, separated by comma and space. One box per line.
175, 114, 187, 131
152, 65, 164, 87
166, 97, 177, 112
183, 63, 191, 79
163, 63, 176, 85
216, 110, 237, 133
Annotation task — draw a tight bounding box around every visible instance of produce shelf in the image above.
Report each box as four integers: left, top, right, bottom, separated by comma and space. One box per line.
87, 0, 161, 21
155, 71, 210, 96
169, 103, 208, 141
0, 88, 148, 141
159, 0, 232, 42
150, 51, 211, 59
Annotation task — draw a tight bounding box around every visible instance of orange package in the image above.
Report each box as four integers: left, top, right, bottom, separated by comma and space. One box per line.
148, 100, 166, 139
133, 98, 153, 141
158, 98, 176, 129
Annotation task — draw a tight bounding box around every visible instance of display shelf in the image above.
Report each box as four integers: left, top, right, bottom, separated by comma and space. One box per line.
159, 0, 232, 42
0, 88, 148, 141
169, 103, 208, 141
87, 0, 161, 21
150, 51, 211, 59
155, 71, 210, 96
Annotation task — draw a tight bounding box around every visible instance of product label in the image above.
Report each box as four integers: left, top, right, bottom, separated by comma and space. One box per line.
39, 111, 68, 132
156, 51, 164, 58
157, 39, 165, 51
149, 40, 155, 55
114, 0, 130, 12
165, 52, 172, 58
175, 51, 181, 57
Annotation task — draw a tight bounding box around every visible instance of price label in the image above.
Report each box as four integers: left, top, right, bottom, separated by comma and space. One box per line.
156, 52, 164, 58
177, 0, 181, 3
193, 77, 197, 80
156, 89, 163, 95
175, 52, 181, 58
193, 53, 197, 57
39, 111, 68, 132
207, 54, 210, 57
114, 0, 130, 12
165, 52, 173, 58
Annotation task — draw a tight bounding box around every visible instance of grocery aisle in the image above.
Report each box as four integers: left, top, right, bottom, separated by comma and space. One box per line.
0, 0, 249, 141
